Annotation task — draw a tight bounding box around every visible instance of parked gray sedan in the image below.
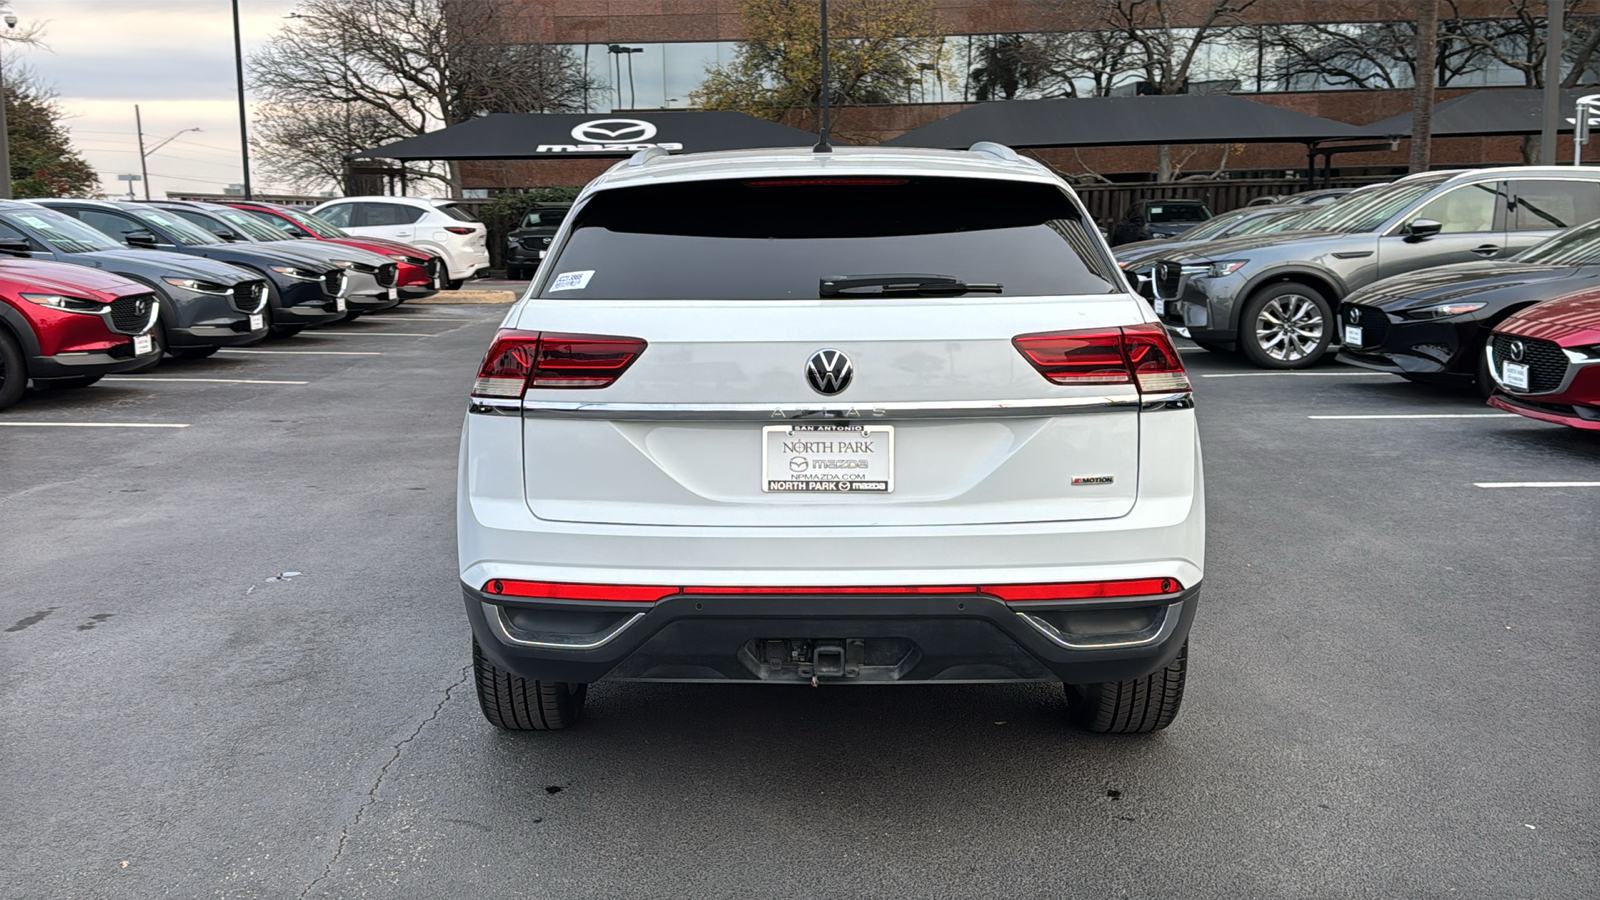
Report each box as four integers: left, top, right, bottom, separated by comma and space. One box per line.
1153, 167, 1600, 367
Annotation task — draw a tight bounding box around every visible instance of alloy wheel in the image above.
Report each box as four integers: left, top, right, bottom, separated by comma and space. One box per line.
1254, 294, 1324, 362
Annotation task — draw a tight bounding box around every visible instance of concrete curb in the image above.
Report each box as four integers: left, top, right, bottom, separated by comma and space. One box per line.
408, 290, 517, 305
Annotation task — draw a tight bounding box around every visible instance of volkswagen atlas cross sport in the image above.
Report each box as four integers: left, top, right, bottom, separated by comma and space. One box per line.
458, 145, 1205, 735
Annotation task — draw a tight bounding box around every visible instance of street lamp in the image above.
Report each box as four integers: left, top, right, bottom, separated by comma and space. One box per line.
230, 0, 251, 199
134, 105, 199, 200
0, 4, 17, 200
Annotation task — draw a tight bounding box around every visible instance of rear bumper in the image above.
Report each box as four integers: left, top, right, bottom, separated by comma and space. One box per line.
466, 582, 1198, 686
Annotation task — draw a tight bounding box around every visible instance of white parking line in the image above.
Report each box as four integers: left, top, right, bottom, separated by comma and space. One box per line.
106, 377, 308, 385
0, 422, 189, 428
217, 349, 381, 356
1203, 372, 1392, 378
377, 315, 477, 322
307, 331, 434, 337
1309, 413, 1517, 420
1474, 481, 1600, 488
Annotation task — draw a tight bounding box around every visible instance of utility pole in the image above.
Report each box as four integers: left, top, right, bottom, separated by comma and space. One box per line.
135, 105, 150, 200
1541, 0, 1565, 165
0, 5, 17, 200
231, 0, 252, 199
1409, 0, 1438, 173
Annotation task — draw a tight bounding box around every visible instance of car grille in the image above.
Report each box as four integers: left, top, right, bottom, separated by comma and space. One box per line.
375, 263, 398, 287
1341, 304, 1389, 348
108, 293, 157, 334
519, 236, 549, 251
323, 270, 347, 297
230, 281, 267, 314
1491, 333, 1568, 393
1155, 262, 1182, 299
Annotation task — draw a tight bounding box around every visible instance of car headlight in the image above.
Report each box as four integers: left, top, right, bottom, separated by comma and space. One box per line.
1398, 301, 1487, 320
269, 265, 321, 280
163, 277, 231, 295
20, 292, 103, 313
1205, 260, 1248, 278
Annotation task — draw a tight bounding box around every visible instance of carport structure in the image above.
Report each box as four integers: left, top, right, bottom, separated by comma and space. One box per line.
883, 93, 1388, 183
1365, 88, 1599, 156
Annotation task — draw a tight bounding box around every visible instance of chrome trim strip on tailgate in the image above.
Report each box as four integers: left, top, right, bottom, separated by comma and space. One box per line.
509, 395, 1148, 421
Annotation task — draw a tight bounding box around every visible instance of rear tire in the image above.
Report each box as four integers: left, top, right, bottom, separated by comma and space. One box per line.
0, 327, 26, 411
472, 639, 586, 731
1238, 283, 1333, 369
447, 278, 464, 291
168, 346, 219, 360
1065, 642, 1188, 734
506, 266, 523, 281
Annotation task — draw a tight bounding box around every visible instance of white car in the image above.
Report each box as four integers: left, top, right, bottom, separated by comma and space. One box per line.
457, 144, 1204, 734
309, 196, 489, 286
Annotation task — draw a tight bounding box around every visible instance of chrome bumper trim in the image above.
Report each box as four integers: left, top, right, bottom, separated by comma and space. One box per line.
512, 395, 1144, 421
1015, 601, 1184, 651
484, 602, 646, 651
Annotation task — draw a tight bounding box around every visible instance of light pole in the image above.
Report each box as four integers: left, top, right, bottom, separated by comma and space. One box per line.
134, 106, 199, 201
0, 5, 18, 200
231, 0, 252, 199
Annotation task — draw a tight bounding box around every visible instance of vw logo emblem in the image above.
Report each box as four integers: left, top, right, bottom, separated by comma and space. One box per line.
1508, 339, 1526, 362
570, 118, 657, 144
806, 349, 853, 395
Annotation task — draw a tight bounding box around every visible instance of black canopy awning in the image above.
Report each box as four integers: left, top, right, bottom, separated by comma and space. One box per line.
1365, 88, 1599, 137
353, 111, 826, 161
884, 94, 1372, 149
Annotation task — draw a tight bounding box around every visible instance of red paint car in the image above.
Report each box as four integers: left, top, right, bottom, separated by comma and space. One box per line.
221, 201, 444, 300
0, 258, 162, 411
1486, 289, 1600, 431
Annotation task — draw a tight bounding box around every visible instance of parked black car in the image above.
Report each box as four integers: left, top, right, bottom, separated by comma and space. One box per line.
1110, 199, 1211, 246
0, 201, 267, 360
503, 204, 570, 280
1339, 215, 1600, 394
31, 199, 347, 337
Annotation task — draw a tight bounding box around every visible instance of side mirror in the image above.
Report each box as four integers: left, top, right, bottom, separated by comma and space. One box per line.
212, 230, 236, 241
1405, 219, 1443, 241
124, 231, 159, 249
0, 237, 32, 256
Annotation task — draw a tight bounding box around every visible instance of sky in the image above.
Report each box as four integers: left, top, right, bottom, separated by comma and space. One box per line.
15, 0, 309, 200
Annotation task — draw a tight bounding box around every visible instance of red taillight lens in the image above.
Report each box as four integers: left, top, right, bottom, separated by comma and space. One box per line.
471, 329, 646, 398
478, 578, 1184, 603
1013, 325, 1189, 393
445, 226, 475, 235
483, 580, 676, 602
983, 578, 1183, 601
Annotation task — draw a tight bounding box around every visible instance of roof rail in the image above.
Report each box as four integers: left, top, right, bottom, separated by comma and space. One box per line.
967, 141, 1022, 162
628, 147, 672, 167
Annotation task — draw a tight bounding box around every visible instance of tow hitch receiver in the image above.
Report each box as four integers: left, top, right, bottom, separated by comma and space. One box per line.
813, 641, 846, 677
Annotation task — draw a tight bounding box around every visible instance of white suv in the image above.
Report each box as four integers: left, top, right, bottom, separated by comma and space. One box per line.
457, 145, 1204, 734
310, 196, 488, 285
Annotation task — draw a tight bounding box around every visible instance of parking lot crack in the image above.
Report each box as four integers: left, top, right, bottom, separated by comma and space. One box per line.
299, 664, 470, 898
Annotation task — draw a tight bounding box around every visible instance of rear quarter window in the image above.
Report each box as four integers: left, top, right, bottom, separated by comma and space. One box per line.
539, 177, 1118, 300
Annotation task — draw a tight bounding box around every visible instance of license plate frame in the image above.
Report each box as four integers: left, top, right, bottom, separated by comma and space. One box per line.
1344, 324, 1363, 347
761, 423, 894, 494
1502, 360, 1530, 391
387, 287, 398, 301
248, 313, 264, 330
133, 333, 154, 355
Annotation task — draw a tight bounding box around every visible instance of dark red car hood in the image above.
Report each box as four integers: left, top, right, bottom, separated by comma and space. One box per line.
1494, 290, 1600, 346
0, 258, 145, 300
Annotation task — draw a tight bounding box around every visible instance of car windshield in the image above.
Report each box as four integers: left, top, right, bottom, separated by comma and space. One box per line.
1173, 209, 1255, 241
267, 207, 349, 238
136, 208, 222, 245
1235, 209, 1312, 236
212, 209, 291, 242
521, 209, 568, 229
540, 177, 1118, 300
1145, 203, 1210, 223
1515, 217, 1600, 265
5, 209, 122, 253
1294, 177, 1447, 234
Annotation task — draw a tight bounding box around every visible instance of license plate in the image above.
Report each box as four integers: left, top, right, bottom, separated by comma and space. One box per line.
536, 250, 545, 259
434, 276, 446, 289
336, 296, 347, 313
387, 287, 398, 301
762, 424, 893, 493
1503, 361, 1529, 391
1344, 324, 1363, 347
1153, 298, 1166, 315
133, 333, 154, 355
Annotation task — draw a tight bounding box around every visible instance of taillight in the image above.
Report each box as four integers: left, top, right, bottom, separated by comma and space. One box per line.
471, 329, 646, 398
1013, 325, 1190, 394
445, 226, 475, 235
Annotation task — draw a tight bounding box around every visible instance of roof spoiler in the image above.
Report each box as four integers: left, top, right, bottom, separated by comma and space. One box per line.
967, 141, 1022, 162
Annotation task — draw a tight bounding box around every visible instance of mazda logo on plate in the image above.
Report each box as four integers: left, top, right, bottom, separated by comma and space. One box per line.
1346, 307, 1360, 325
570, 118, 657, 144
1509, 339, 1526, 362
806, 349, 853, 395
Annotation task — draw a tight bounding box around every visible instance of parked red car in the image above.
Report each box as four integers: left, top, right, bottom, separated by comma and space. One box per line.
0, 259, 161, 411
1486, 289, 1600, 431
221, 201, 444, 300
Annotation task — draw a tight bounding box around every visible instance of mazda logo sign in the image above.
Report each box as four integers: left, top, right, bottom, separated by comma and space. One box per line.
570, 118, 657, 144
805, 349, 853, 395
1346, 307, 1360, 325
1508, 339, 1526, 362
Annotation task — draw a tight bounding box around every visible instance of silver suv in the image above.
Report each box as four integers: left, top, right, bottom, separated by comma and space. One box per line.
1152, 167, 1600, 367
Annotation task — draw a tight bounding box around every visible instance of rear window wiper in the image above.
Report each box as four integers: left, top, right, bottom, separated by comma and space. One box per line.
819, 274, 1003, 297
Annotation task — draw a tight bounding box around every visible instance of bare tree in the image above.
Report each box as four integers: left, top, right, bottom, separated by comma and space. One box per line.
250, 0, 592, 194
252, 101, 407, 193
1272, 6, 1494, 91
1411, 0, 1439, 173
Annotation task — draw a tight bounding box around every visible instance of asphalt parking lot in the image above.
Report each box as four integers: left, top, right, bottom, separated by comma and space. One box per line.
2, 302, 1596, 899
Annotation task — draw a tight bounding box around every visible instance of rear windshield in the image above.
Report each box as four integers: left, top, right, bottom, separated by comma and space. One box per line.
437, 203, 479, 222
1146, 203, 1210, 223
539, 177, 1118, 300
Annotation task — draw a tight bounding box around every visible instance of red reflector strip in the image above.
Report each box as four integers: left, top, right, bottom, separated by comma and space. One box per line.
482, 580, 676, 602
982, 578, 1182, 601
481, 579, 1183, 602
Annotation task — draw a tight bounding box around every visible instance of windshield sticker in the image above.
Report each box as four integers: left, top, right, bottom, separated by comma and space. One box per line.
16, 215, 52, 228
548, 270, 594, 291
